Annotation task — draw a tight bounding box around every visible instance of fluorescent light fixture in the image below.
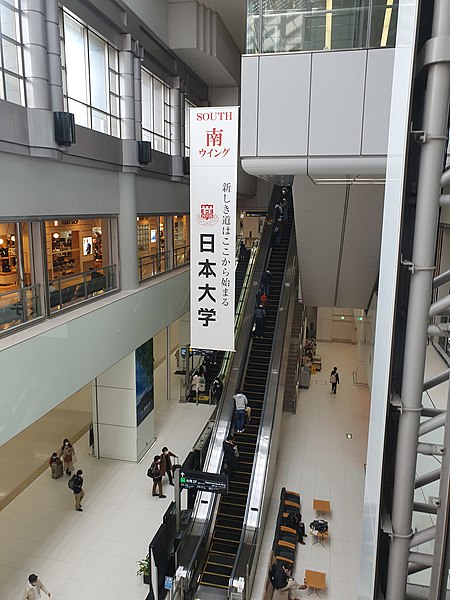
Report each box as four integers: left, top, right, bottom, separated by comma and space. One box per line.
313, 177, 386, 185
381, 0, 394, 47
325, 0, 333, 49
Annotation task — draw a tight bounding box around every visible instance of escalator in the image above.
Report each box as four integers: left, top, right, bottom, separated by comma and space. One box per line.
198, 207, 294, 590
189, 247, 252, 402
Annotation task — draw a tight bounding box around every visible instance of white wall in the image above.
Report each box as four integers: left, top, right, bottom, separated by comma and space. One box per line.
121, 0, 168, 43
317, 307, 357, 343
0, 269, 189, 447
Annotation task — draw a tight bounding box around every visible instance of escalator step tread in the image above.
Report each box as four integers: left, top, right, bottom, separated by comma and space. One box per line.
200, 574, 229, 588
203, 562, 233, 576
210, 541, 239, 554
208, 553, 235, 567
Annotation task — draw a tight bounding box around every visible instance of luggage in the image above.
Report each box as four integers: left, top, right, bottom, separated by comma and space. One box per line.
245, 406, 252, 422
51, 461, 63, 479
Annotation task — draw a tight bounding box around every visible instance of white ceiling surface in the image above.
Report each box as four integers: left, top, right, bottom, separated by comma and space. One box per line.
200, 0, 247, 52
293, 176, 384, 309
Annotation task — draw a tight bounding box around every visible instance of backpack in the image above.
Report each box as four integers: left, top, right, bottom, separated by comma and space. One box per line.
68, 476, 75, 490
310, 519, 328, 533
147, 462, 160, 479
330, 373, 336, 384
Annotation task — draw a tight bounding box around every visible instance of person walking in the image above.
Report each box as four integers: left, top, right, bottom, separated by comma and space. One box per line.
149, 455, 166, 498
261, 269, 272, 296
222, 434, 239, 478
233, 389, 248, 433
239, 239, 246, 260
70, 469, 85, 512
191, 372, 200, 400
23, 573, 51, 599
211, 376, 224, 404
254, 304, 266, 338
330, 366, 340, 394
160, 447, 177, 486
60, 438, 76, 475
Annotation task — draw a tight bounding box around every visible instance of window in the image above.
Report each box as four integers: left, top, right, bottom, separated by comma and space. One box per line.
185, 99, 195, 157
0, 0, 25, 106
141, 68, 171, 154
60, 8, 120, 137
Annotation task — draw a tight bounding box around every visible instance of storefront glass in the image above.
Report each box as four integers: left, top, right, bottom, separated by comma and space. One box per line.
0, 221, 41, 331
137, 215, 167, 280
173, 215, 190, 268
45, 218, 117, 312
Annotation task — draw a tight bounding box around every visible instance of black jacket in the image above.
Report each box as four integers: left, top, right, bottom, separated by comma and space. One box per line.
72, 475, 83, 494
273, 566, 288, 589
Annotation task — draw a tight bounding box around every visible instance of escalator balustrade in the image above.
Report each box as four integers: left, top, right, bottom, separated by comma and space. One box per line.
199, 210, 293, 589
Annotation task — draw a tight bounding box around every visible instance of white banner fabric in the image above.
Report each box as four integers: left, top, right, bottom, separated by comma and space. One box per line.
189, 106, 239, 352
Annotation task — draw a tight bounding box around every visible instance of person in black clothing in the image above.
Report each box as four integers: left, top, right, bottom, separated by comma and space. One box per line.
72, 469, 84, 512
222, 434, 239, 477
261, 270, 271, 296
211, 376, 224, 404
254, 304, 265, 338
149, 455, 166, 498
330, 366, 340, 394
271, 564, 307, 598
239, 239, 246, 260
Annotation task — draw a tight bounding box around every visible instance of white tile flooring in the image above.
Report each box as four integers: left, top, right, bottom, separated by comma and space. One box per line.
0, 341, 370, 600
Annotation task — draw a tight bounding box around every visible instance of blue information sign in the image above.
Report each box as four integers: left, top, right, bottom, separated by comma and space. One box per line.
164, 576, 173, 590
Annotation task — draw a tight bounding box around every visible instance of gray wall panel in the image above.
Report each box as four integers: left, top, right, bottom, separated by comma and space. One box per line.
136, 176, 189, 213
0, 152, 119, 218
362, 49, 395, 155
309, 50, 366, 156
258, 53, 311, 157
240, 56, 259, 157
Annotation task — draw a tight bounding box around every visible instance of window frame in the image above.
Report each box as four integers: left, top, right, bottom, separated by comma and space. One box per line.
59, 7, 121, 137
0, 0, 26, 106
141, 67, 172, 155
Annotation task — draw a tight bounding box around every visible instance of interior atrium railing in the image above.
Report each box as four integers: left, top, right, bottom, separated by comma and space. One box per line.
138, 245, 190, 281
246, 0, 399, 54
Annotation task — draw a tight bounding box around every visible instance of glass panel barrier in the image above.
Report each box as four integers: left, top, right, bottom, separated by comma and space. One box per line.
0, 284, 41, 331
247, 0, 398, 54
49, 264, 117, 313
138, 250, 170, 281
174, 245, 190, 269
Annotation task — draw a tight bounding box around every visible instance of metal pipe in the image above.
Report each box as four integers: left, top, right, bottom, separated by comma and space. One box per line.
386, 0, 450, 593
413, 501, 438, 515
409, 552, 434, 568
415, 468, 441, 489
429, 295, 450, 316
433, 268, 450, 288
409, 526, 436, 548
439, 194, 450, 206
417, 443, 445, 456
423, 369, 450, 391
418, 412, 446, 436
428, 323, 450, 336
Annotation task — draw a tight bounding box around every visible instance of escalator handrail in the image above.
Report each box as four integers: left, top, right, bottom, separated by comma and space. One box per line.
175, 190, 279, 587
229, 212, 298, 595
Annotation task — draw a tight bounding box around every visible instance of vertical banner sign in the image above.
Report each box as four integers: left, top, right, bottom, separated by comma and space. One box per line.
190, 106, 239, 352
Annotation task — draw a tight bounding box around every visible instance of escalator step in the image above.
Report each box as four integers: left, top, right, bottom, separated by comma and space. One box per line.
210, 540, 239, 555
208, 553, 235, 567
200, 572, 229, 588
214, 527, 242, 542
204, 562, 233, 577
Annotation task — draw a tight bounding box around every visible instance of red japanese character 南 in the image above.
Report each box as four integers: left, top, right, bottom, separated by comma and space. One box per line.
206, 128, 223, 147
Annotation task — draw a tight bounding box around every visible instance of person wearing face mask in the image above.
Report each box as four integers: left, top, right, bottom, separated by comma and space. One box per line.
60, 438, 76, 475
23, 573, 51, 599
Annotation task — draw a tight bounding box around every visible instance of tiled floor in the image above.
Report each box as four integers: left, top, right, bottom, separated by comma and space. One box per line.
250, 341, 370, 600
0, 341, 370, 600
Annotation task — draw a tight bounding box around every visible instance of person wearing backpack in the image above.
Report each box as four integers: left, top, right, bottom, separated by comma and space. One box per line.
68, 469, 84, 512
330, 366, 340, 394
148, 455, 166, 498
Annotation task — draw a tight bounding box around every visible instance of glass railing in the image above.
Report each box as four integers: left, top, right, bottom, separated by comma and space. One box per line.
247, 0, 399, 54
174, 245, 190, 268
138, 251, 171, 281
0, 284, 42, 331
138, 246, 190, 281
49, 265, 117, 314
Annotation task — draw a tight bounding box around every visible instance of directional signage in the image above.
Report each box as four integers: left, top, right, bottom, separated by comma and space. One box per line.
164, 576, 173, 590
179, 470, 228, 494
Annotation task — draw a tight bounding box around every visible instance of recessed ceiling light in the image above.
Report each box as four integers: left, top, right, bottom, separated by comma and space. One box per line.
346, 433, 353, 439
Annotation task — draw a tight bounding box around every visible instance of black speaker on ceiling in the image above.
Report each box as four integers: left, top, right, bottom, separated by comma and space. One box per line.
53, 111, 76, 146
183, 157, 190, 175
138, 141, 152, 165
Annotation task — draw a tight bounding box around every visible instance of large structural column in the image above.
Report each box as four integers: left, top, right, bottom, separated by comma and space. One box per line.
171, 80, 185, 178
21, 0, 50, 109
119, 34, 135, 140
386, 0, 450, 597
118, 172, 139, 290
44, 0, 63, 112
